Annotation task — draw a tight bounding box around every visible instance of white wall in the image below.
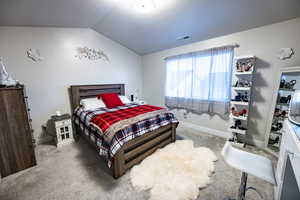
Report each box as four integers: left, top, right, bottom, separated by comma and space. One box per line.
142, 17, 300, 146
0, 27, 142, 143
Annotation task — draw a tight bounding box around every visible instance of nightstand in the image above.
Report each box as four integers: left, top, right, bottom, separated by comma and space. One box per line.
50, 114, 74, 147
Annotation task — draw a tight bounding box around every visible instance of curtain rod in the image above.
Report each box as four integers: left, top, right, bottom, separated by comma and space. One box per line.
164, 43, 239, 60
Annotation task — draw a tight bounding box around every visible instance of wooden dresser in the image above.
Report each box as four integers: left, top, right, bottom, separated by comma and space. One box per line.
0, 86, 36, 178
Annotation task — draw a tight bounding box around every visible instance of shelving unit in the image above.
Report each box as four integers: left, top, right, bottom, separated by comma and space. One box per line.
229, 114, 248, 121
235, 71, 253, 76
267, 83, 296, 154
234, 55, 256, 60
230, 101, 249, 106
232, 87, 251, 91
270, 131, 282, 136
228, 127, 247, 135
229, 55, 256, 142
276, 103, 290, 106
278, 88, 295, 92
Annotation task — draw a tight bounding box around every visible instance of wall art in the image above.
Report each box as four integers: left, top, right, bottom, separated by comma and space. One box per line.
75, 47, 109, 61
27, 48, 44, 62
277, 48, 294, 60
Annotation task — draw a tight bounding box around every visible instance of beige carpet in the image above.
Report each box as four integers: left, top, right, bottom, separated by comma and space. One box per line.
0, 126, 276, 200
130, 140, 217, 200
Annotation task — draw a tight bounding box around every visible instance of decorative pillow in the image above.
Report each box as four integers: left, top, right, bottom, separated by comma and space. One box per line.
80, 97, 106, 111
119, 95, 131, 104
98, 93, 125, 109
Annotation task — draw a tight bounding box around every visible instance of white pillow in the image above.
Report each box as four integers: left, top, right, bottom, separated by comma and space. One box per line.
119, 95, 131, 104
80, 97, 106, 111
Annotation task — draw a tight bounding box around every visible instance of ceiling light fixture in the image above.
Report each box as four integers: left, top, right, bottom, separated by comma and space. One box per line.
133, 0, 155, 13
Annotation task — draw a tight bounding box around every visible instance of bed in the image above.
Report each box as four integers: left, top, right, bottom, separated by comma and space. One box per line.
69, 84, 179, 178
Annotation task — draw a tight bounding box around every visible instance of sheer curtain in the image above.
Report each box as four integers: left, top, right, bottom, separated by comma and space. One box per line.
165, 46, 234, 117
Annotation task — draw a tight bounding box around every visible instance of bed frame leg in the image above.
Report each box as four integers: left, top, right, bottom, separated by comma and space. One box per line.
113, 149, 125, 179
171, 123, 178, 142
73, 125, 81, 141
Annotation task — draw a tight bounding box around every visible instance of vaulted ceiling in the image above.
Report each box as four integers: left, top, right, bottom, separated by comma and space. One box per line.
1, 0, 300, 55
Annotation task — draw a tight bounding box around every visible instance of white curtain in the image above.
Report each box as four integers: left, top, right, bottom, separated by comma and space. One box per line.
165, 46, 234, 117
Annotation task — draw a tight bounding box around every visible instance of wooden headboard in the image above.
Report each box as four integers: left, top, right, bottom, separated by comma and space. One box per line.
69, 84, 125, 111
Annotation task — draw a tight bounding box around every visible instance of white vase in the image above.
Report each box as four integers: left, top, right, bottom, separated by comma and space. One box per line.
0, 58, 17, 86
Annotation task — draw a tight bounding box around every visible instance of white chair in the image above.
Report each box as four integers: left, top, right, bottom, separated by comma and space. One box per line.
221, 141, 276, 200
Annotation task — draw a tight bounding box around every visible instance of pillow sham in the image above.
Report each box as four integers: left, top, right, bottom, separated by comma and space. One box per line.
119, 95, 131, 104
80, 97, 106, 111
98, 93, 125, 109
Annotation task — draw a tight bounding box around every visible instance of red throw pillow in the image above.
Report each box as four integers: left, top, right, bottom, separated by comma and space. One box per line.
98, 93, 125, 109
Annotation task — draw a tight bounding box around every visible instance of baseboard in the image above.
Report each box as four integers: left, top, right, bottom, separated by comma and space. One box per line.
245, 138, 266, 148
180, 122, 232, 139
180, 122, 266, 148
37, 135, 53, 145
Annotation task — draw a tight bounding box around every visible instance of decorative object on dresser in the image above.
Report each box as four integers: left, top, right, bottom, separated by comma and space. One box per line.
0, 57, 18, 87
0, 86, 36, 178
229, 56, 256, 143
48, 114, 74, 147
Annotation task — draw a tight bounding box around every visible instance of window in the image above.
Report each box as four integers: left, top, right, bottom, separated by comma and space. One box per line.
165, 46, 233, 116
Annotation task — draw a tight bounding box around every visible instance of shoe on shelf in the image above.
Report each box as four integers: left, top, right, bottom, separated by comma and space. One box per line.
232, 93, 243, 101
231, 107, 247, 117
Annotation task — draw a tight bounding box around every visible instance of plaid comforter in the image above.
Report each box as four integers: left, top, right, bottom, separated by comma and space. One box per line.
90, 104, 167, 143
73, 103, 178, 167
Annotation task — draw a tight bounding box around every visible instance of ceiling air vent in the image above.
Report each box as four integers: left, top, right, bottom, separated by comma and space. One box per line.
177, 35, 190, 41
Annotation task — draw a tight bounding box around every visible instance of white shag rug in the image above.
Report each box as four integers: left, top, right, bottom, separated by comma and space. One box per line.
130, 140, 218, 200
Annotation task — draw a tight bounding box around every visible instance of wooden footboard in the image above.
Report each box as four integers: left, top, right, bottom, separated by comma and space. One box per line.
74, 122, 178, 178
113, 123, 178, 178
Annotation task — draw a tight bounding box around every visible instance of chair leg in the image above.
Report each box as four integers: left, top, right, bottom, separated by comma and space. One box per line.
223, 172, 249, 200
223, 172, 247, 200
237, 172, 248, 200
